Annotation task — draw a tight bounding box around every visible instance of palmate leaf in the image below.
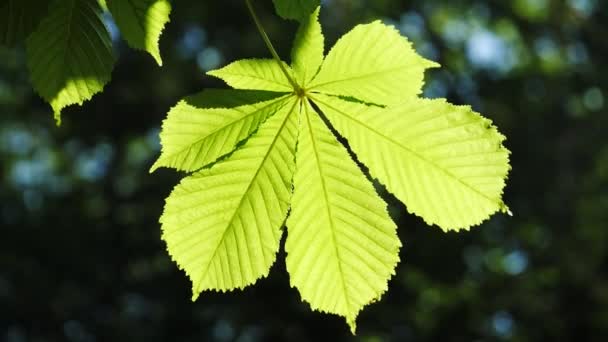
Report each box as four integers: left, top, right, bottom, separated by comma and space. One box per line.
161, 98, 299, 294
286, 102, 400, 333
106, 0, 172, 65
314, 94, 511, 230
155, 5, 511, 333
26, 0, 115, 123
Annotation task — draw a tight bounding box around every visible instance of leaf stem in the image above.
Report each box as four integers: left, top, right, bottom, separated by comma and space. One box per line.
244, 0, 300, 91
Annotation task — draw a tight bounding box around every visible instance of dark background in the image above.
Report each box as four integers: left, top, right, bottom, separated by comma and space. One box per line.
1, 0, 607, 341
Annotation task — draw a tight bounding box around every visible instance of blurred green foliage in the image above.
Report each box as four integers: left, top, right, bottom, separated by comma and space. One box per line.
1, 0, 607, 341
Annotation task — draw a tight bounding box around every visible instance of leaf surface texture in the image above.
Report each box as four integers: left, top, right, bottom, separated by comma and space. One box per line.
152, 93, 291, 172
161, 99, 299, 295
286, 101, 400, 333
290, 7, 324, 86
208, 59, 295, 92
309, 21, 438, 105
26, 0, 115, 122
315, 94, 511, 230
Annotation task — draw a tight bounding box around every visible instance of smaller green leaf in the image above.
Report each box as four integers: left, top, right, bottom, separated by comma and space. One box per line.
161, 98, 299, 296
272, 0, 320, 22
208, 59, 295, 92
0, 0, 51, 46
291, 7, 324, 87
151, 91, 291, 172
106, 0, 171, 65
26, 0, 115, 123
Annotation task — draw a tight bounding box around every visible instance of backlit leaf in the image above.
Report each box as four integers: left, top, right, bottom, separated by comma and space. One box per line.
154, 6, 511, 333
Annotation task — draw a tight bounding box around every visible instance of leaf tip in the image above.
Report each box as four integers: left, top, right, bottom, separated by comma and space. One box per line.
425, 59, 441, 69
206, 69, 221, 79
153, 53, 163, 66
347, 318, 358, 335
501, 203, 513, 216
312, 6, 321, 16
53, 110, 62, 126
149, 163, 159, 174
206, 65, 223, 75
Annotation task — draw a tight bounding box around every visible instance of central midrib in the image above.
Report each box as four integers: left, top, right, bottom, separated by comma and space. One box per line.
308, 64, 425, 90
303, 101, 353, 318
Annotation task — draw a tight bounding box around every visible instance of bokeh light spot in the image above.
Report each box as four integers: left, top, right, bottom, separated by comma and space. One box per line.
583, 87, 604, 111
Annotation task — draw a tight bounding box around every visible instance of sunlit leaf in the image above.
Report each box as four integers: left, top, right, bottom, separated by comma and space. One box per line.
154, 6, 511, 333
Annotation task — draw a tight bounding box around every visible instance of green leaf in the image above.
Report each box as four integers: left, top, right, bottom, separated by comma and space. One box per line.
106, 0, 171, 65
161, 98, 299, 296
286, 101, 401, 333
291, 6, 323, 87
272, 0, 320, 22
152, 91, 291, 172
26, 0, 115, 123
154, 5, 511, 333
0, 0, 51, 46
308, 21, 438, 106
314, 94, 511, 231
208, 59, 295, 92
